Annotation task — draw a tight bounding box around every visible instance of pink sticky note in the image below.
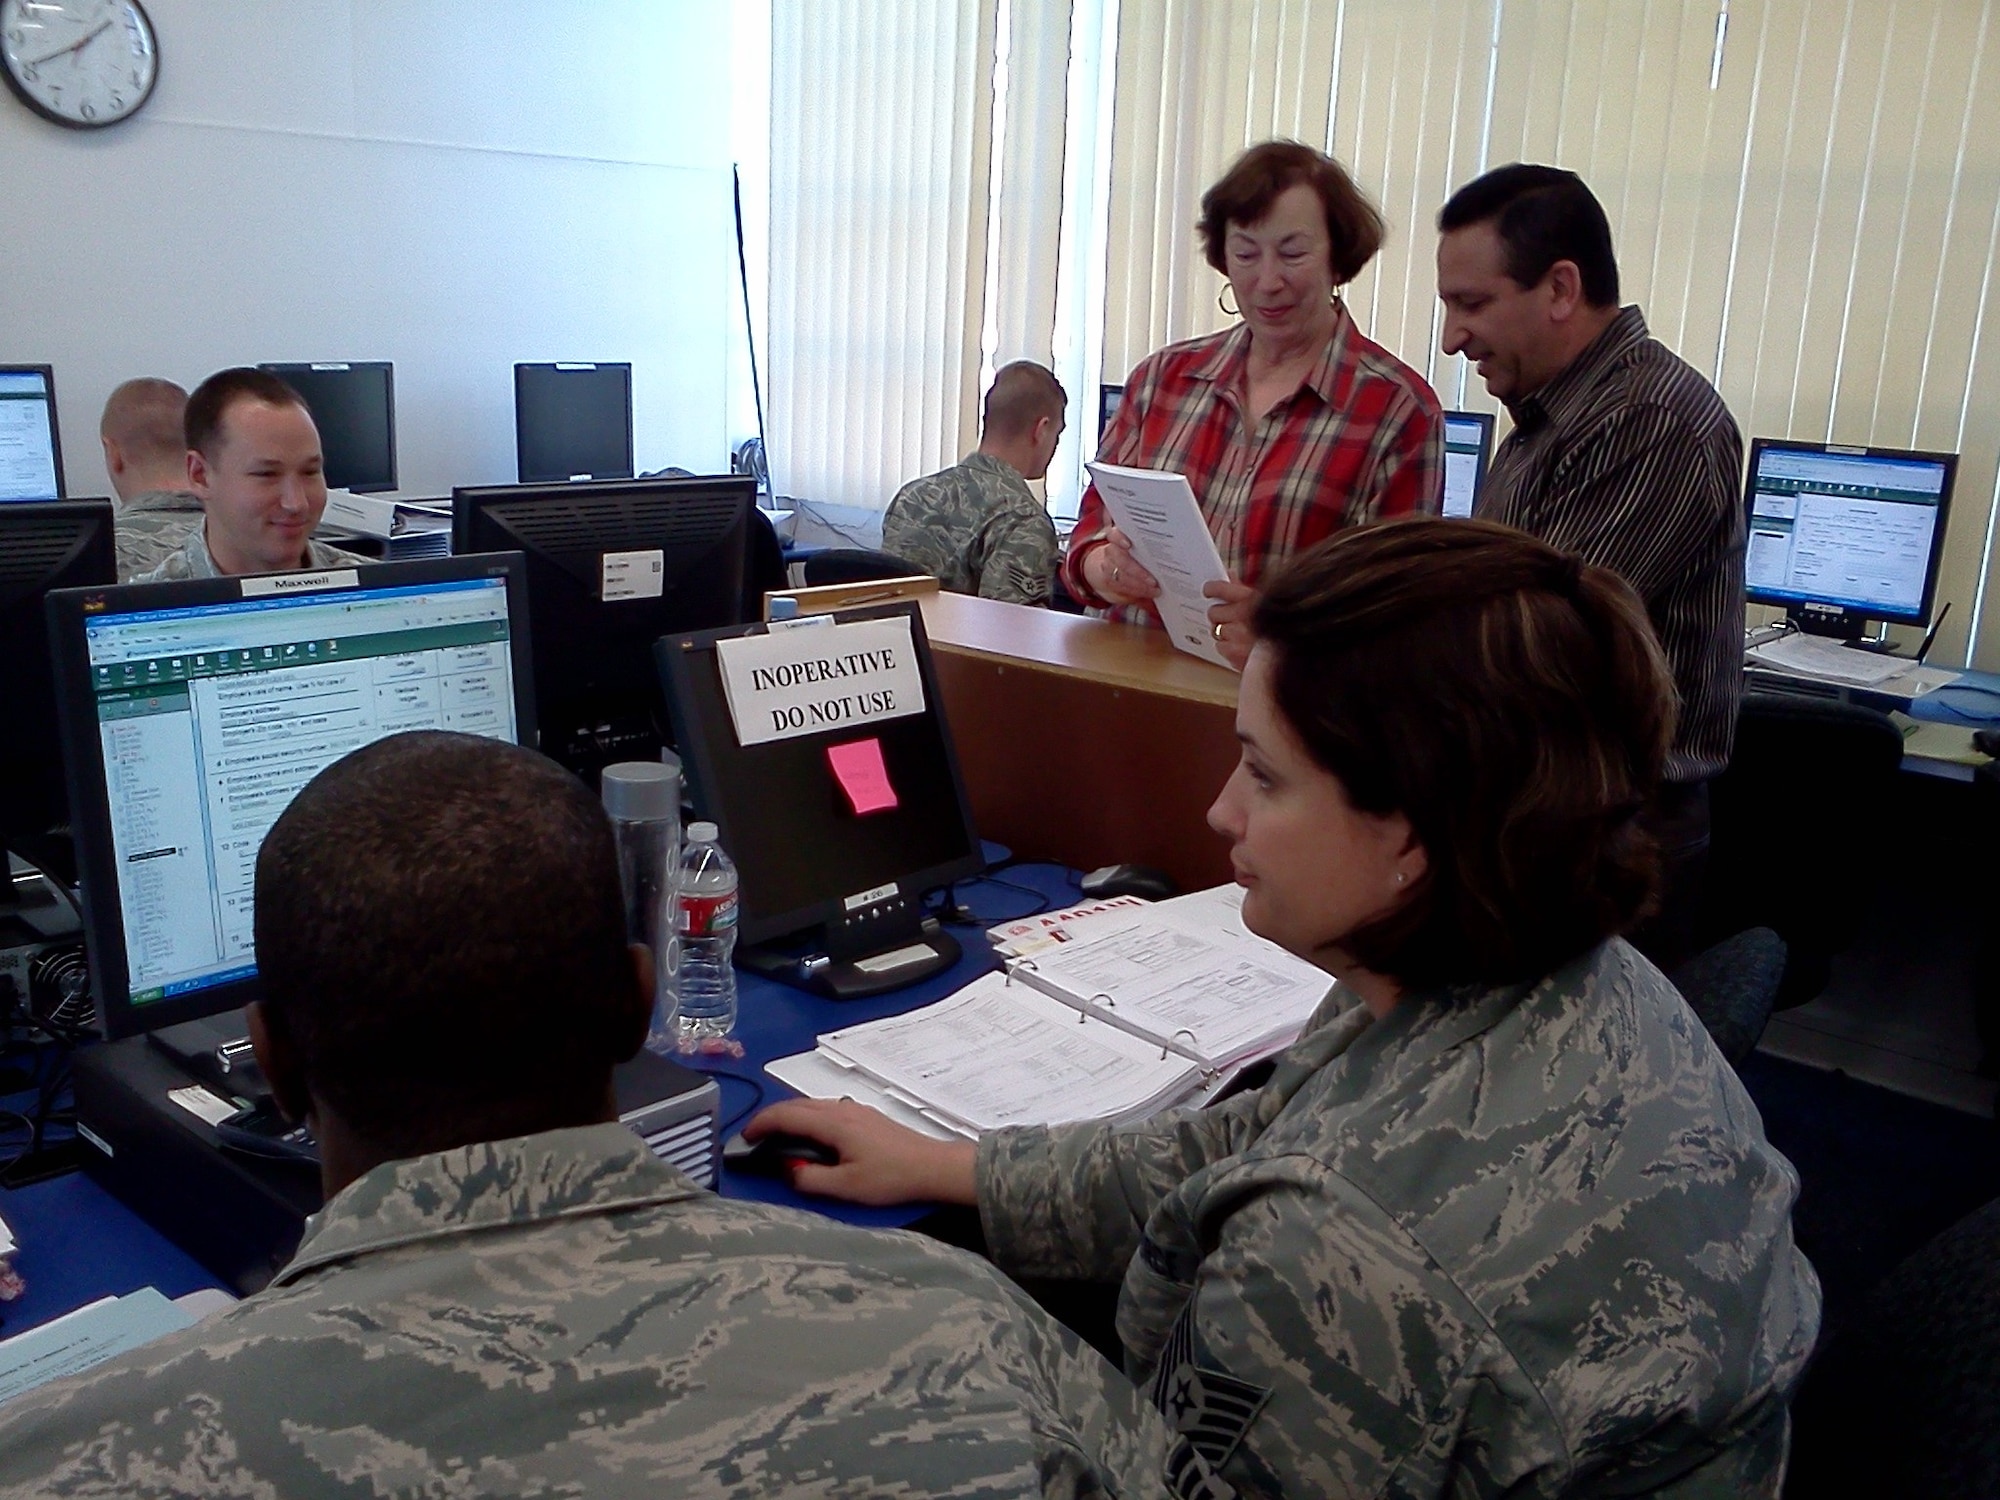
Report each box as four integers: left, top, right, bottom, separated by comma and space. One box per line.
826, 737, 899, 816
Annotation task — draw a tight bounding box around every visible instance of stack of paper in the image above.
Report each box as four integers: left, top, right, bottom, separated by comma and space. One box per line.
1747, 633, 1910, 686
0, 1288, 196, 1406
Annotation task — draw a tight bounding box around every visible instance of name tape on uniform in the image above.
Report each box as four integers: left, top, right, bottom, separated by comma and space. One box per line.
715, 615, 926, 746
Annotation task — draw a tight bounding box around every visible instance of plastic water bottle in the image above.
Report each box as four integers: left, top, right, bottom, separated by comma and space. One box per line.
675, 821, 741, 1057
600, 759, 681, 1057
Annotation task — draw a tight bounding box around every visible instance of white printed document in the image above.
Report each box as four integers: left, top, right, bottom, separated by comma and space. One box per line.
1085, 462, 1234, 668
1747, 633, 1911, 686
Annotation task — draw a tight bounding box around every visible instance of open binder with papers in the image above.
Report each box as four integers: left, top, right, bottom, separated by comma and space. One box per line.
766, 898, 1333, 1138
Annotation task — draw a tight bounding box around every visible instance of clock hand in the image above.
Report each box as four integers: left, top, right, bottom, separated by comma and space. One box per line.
25, 19, 112, 68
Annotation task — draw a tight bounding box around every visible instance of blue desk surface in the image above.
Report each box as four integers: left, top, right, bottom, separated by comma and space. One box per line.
0, 855, 1084, 1338
1902, 665, 2000, 726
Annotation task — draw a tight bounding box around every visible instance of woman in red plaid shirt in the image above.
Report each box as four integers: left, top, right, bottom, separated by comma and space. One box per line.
1066, 141, 1444, 668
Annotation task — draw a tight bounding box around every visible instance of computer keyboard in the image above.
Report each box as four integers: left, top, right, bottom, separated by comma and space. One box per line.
213, 1101, 320, 1166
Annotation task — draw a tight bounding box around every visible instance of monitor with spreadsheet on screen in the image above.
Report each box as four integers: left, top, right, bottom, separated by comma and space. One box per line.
0, 500, 114, 884
1441, 410, 1495, 519
258, 361, 398, 493
47, 553, 537, 1039
0, 365, 65, 501
514, 362, 634, 483
1742, 438, 1956, 638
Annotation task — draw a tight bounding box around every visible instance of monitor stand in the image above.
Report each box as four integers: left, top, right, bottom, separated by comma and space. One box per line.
738, 897, 962, 1000
1788, 609, 1900, 653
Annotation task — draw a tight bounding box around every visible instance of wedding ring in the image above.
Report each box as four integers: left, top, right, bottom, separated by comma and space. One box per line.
1212, 621, 1225, 641
1111, 564, 1122, 583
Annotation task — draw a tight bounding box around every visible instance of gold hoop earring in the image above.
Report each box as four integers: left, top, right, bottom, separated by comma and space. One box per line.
1217, 283, 1241, 317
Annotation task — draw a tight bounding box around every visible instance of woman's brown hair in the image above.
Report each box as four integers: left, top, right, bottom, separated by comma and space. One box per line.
1252, 517, 1675, 988
1197, 140, 1386, 283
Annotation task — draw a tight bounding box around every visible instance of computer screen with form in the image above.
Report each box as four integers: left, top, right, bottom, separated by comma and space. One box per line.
49, 557, 535, 1038
1743, 438, 1955, 635
0, 366, 64, 501
1441, 411, 1494, 519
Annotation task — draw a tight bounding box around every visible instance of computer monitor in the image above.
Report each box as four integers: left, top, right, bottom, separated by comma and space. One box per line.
0, 500, 114, 884
258, 361, 398, 494
1099, 384, 1124, 442
47, 554, 537, 1041
1743, 437, 1957, 638
452, 475, 755, 779
514, 363, 635, 483
0, 365, 65, 502
657, 601, 985, 999
1441, 410, 1495, 519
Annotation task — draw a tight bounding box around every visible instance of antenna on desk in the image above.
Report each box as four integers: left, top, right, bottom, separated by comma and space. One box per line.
1916, 600, 1952, 664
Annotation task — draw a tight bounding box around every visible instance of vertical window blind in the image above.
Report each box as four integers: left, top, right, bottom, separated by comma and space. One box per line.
769, 0, 2000, 668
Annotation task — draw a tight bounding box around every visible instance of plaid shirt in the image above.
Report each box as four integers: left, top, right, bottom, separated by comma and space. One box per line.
1063, 306, 1444, 619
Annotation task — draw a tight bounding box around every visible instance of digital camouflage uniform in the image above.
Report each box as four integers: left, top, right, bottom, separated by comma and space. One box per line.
977, 939, 1821, 1499
0, 1123, 1187, 1499
113, 489, 207, 581
883, 451, 1060, 605
133, 523, 369, 583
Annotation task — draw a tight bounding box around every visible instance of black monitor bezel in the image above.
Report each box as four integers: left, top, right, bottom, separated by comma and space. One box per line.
1742, 436, 1958, 629
513, 362, 635, 484
258, 360, 399, 495
1098, 383, 1124, 443
48, 552, 539, 1041
0, 363, 66, 501
657, 601, 987, 948
0, 499, 114, 879
1440, 409, 1496, 519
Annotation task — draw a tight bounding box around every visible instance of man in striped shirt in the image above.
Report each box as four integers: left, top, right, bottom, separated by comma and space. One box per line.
1437, 164, 1745, 969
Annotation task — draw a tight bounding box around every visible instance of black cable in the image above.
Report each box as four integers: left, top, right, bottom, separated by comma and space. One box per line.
696, 1066, 768, 1139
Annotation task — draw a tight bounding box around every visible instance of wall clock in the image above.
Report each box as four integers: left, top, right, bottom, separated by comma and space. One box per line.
1, 0, 158, 129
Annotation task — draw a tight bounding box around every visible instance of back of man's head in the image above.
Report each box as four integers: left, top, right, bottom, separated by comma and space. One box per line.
99, 378, 189, 494
185, 367, 311, 460
1438, 163, 1620, 307
253, 731, 644, 1159
982, 361, 1067, 443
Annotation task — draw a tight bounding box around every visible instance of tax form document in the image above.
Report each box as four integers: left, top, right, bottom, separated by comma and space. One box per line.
1085, 462, 1234, 668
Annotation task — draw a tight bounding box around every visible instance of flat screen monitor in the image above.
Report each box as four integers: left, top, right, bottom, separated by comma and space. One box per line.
258, 361, 397, 494
0, 500, 114, 883
48, 554, 537, 1040
0, 365, 65, 502
452, 475, 755, 779
657, 602, 984, 999
1098, 384, 1124, 442
514, 362, 634, 483
1441, 410, 1495, 519
1743, 438, 1956, 637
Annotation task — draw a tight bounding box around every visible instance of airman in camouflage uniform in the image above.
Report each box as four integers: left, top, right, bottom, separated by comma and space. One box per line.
133, 522, 368, 582
977, 938, 1821, 1499
885, 450, 1062, 605
113, 489, 205, 580
0, 1121, 1182, 1499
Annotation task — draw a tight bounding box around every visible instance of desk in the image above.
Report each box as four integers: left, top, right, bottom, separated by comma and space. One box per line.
919, 592, 1241, 891
0, 860, 1080, 1339
1744, 661, 2000, 782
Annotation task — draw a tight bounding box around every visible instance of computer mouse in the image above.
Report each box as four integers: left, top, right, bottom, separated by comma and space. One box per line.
1079, 863, 1179, 901
722, 1129, 840, 1177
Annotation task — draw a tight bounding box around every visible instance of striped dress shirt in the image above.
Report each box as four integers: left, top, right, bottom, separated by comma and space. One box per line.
1063, 306, 1443, 619
1478, 306, 1745, 782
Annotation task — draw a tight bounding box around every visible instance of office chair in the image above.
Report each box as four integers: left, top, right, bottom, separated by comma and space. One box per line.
1975, 759, 2000, 1080
1784, 1192, 2000, 1497
1668, 926, 1785, 1068
800, 548, 924, 586
1703, 693, 1904, 1009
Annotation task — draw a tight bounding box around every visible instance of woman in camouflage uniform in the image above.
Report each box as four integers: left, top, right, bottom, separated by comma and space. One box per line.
757, 517, 1821, 1500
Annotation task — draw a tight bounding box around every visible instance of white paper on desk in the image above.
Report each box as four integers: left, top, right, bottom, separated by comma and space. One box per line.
0, 1287, 194, 1406
1086, 462, 1234, 668
1747, 633, 1909, 686
818, 973, 1203, 1133
1151, 883, 1254, 944
764, 1050, 971, 1141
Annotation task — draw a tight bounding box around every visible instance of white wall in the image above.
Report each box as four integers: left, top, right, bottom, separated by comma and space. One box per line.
0, 0, 739, 500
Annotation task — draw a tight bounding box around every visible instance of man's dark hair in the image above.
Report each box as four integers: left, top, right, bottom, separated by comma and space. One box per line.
1253, 517, 1673, 989
1198, 140, 1386, 283
983, 360, 1067, 440
184, 367, 312, 459
253, 732, 644, 1156
1437, 163, 1621, 306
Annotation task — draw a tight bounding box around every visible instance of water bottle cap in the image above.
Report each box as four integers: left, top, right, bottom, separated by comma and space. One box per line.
600, 761, 680, 821
687, 820, 719, 843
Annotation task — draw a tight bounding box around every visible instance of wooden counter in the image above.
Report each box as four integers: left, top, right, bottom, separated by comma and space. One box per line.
917, 592, 1241, 891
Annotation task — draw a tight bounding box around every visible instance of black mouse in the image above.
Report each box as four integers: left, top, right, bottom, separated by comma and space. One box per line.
1079, 863, 1179, 901
722, 1130, 840, 1178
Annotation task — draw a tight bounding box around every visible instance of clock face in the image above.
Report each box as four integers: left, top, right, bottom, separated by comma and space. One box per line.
0, 0, 157, 129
